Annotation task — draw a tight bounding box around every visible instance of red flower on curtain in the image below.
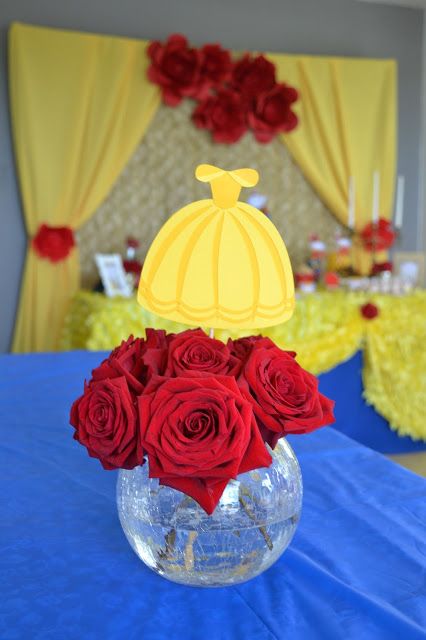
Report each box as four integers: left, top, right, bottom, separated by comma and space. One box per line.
192, 89, 247, 143
231, 54, 276, 100
199, 44, 233, 92
361, 218, 395, 252
147, 34, 204, 106
32, 224, 75, 262
248, 84, 299, 143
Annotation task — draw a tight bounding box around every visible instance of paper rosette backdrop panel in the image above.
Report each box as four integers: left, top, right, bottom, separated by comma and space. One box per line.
138, 164, 295, 328
9, 22, 396, 351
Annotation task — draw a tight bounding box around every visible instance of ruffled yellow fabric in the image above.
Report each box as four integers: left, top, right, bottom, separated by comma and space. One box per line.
61, 289, 426, 441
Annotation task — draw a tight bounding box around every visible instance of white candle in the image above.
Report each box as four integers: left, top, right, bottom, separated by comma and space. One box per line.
348, 176, 355, 229
394, 175, 405, 229
372, 171, 380, 225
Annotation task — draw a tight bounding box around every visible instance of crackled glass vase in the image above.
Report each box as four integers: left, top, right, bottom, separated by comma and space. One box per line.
117, 439, 302, 587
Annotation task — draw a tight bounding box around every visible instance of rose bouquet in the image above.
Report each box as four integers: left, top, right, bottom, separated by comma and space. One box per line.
71, 328, 335, 515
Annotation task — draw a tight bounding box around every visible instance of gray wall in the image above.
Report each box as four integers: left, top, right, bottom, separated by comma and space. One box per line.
0, 0, 423, 352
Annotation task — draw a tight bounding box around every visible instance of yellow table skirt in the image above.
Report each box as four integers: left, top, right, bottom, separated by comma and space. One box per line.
61, 289, 426, 442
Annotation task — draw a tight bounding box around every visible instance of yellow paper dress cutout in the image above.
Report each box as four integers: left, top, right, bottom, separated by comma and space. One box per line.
138, 164, 295, 329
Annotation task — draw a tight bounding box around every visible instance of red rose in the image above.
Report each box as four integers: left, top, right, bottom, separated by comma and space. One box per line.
248, 84, 299, 143
361, 218, 395, 252
239, 345, 335, 447
199, 43, 232, 91
165, 328, 240, 376
147, 34, 203, 105
231, 54, 276, 100
360, 302, 379, 320
70, 377, 143, 470
228, 335, 276, 363
32, 224, 75, 262
139, 376, 272, 514
92, 331, 167, 393
192, 89, 247, 143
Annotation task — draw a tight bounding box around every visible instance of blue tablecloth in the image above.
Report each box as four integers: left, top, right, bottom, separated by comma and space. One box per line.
1, 351, 426, 640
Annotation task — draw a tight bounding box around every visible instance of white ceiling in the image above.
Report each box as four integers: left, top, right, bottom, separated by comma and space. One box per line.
356, 0, 426, 8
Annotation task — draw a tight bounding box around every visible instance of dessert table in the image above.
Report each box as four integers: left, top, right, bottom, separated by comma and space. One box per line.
1, 350, 426, 640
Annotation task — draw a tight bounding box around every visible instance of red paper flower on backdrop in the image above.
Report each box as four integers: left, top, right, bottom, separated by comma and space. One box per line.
147, 34, 204, 105
231, 54, 276, 100
360, 302, 379, 320
238, 346, 335, 448
32, 224, 75, 262
139, 375, 272, 514
199, 43, 233, 91
248, 84, 299, 143
361, 218, 396, 252
70, 377, 143, 470
192, 89, 247, 143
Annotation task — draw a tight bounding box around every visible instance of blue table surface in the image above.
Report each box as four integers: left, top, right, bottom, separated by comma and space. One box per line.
1, 350, 426, 640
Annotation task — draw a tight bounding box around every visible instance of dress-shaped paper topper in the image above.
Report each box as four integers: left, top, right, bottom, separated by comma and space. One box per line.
137, 164, 295, 328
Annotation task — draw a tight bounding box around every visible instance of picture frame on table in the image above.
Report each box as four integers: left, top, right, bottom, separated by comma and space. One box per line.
393, 252, 425, 288
94, 253, 133, 298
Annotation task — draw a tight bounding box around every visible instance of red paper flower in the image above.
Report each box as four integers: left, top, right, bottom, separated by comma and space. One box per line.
147, 34, 204, 105
361, 219, 396, 252
248, 84, 299, 143
192, 89, 247, 143
360, 302, 379, 320
231, 54, 276, 100
32, 224, 75, 262
70, 377, 143, 470
139, 375, 272, 514
165, 328, 240, 377
239, 345, 335, 448
92, 331, 168, 394
199, 43, 232, 91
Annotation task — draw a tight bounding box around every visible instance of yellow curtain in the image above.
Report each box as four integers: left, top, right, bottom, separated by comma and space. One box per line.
270, 53, 396, 273
9, 22, 160, 352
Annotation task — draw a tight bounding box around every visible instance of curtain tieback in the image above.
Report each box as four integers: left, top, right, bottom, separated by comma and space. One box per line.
32, 224, 75, 263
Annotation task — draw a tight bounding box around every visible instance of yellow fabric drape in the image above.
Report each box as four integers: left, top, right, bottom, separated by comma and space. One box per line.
270, 54, 396, 273
9, 22, 160, 352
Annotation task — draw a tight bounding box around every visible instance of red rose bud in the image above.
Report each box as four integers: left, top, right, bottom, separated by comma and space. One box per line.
165, 328, 240, 377
91, 331, 168, 393
360, 302, 379, 320
139, 375, 272, 514
231, 54, 276, 100
70, 377, 143, 470
147, 34, 204, 105
238, 344, 335, 447
228, 335, 276, 364
192, 89, 248, 143
32, 224, 75, 262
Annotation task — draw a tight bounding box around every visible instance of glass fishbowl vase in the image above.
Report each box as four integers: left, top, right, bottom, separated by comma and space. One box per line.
117, 438, 302, 587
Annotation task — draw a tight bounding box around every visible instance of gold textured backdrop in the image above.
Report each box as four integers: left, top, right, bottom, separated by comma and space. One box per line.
77, 100, 344, 287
